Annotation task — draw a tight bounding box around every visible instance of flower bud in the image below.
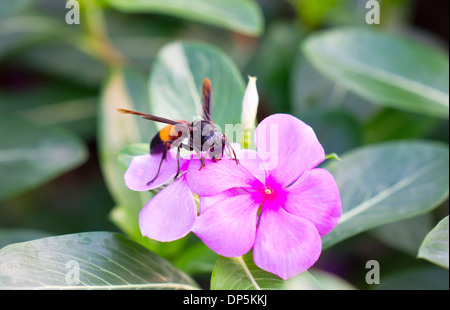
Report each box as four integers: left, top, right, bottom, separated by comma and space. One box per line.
241, 76, 259, 132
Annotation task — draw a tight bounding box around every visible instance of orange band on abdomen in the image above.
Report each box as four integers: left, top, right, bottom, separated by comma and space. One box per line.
159, 125, 174, 142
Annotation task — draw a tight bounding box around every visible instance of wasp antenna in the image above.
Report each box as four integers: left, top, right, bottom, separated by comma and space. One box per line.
201, 78, 213, 122
117, 109, 149, 117
117, 108, 178, 125
117, 108, 138, 114
202, 78, 212, 95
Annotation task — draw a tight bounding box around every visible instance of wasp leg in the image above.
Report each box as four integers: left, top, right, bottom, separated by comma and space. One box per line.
173, 142, 190, 180
224, 135, 239, 165
229, 144, 239, 165
174, 144, 182, 180
200, 155, 206, 169
147, 140, 171, 185
191, 144, 206, 170
218, 134, 226, 161
198, 149, 206, 170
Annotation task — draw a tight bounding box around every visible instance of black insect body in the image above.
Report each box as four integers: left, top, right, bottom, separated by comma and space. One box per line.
118, 78, 238, 185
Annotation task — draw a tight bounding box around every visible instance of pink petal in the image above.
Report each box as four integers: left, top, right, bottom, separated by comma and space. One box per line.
283, 168, 342, 236
139, 175, 196, 242
199, 188, 249, 214
235, 148, 266, 183
254, 114, 325, 187
209, 142, 265, 182
253, 198, 322, 280
187, 159, 263, 196
223, 142, 242, 159
125, 151, 188, 191
193, 193, 262, 257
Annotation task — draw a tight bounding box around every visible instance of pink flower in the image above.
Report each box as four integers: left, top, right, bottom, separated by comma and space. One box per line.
124, 150, 197, 242
187, 114, 342, 280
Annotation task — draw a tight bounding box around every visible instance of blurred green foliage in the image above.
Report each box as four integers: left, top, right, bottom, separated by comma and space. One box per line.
0, 0, 448, 290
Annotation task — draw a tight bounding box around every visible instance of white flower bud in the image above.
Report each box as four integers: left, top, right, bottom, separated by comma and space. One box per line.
241, 76, 259, 132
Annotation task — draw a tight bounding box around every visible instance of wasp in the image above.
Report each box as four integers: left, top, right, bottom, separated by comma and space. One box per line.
118, 78, 239, 185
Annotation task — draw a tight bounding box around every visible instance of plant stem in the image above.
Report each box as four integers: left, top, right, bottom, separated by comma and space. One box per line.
79, 0, 127, 67
242, 130, 252, 149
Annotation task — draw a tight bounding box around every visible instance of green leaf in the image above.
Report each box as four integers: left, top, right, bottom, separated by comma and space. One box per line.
103, 0, 264, 36
98, 67, 157, 250
21, 40, 107, 87
148, 41, 244, 132
375, 266, 449, 290
210, 253, 353, 290
323, 141, 449, 249
324, 153, 341, 161
99, 68, 188, 258
289, 0, 412, 29
288, 0, 338, 29
308, 269, 355, 290
117, 143, 149, 170
0, 77, 98, 140
371, 214, 434, 256
115, 142, 191, 259
291, 54, 380, 123
418, 216, 449, 269
0, 229, 52, 249
303, 28, 449, 118
363, 108, 441, 144
98, 67, 155, 207
246, 21, 303, 114
173, 240, 218, 275
0, 117, 87, 200
302, 110, 362, 155
0, 15, 69, 62
0, 232, 199, 289
0, 0, 36, 18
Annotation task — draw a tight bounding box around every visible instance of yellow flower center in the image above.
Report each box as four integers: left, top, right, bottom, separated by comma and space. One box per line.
264, 187, 273, 195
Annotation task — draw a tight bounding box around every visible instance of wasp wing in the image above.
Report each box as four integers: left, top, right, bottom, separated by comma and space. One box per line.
201, 78, 213, 122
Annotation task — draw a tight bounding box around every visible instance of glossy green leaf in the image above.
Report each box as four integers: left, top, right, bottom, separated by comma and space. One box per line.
104, 0, 264, 36
418, 216, 449, 269
148, 41, 244, 132
323, 141, 449, 249
210, 253, 353, 290
0, 117, 87, 200
0, 232, 199, 289
303, 28, 449, 118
